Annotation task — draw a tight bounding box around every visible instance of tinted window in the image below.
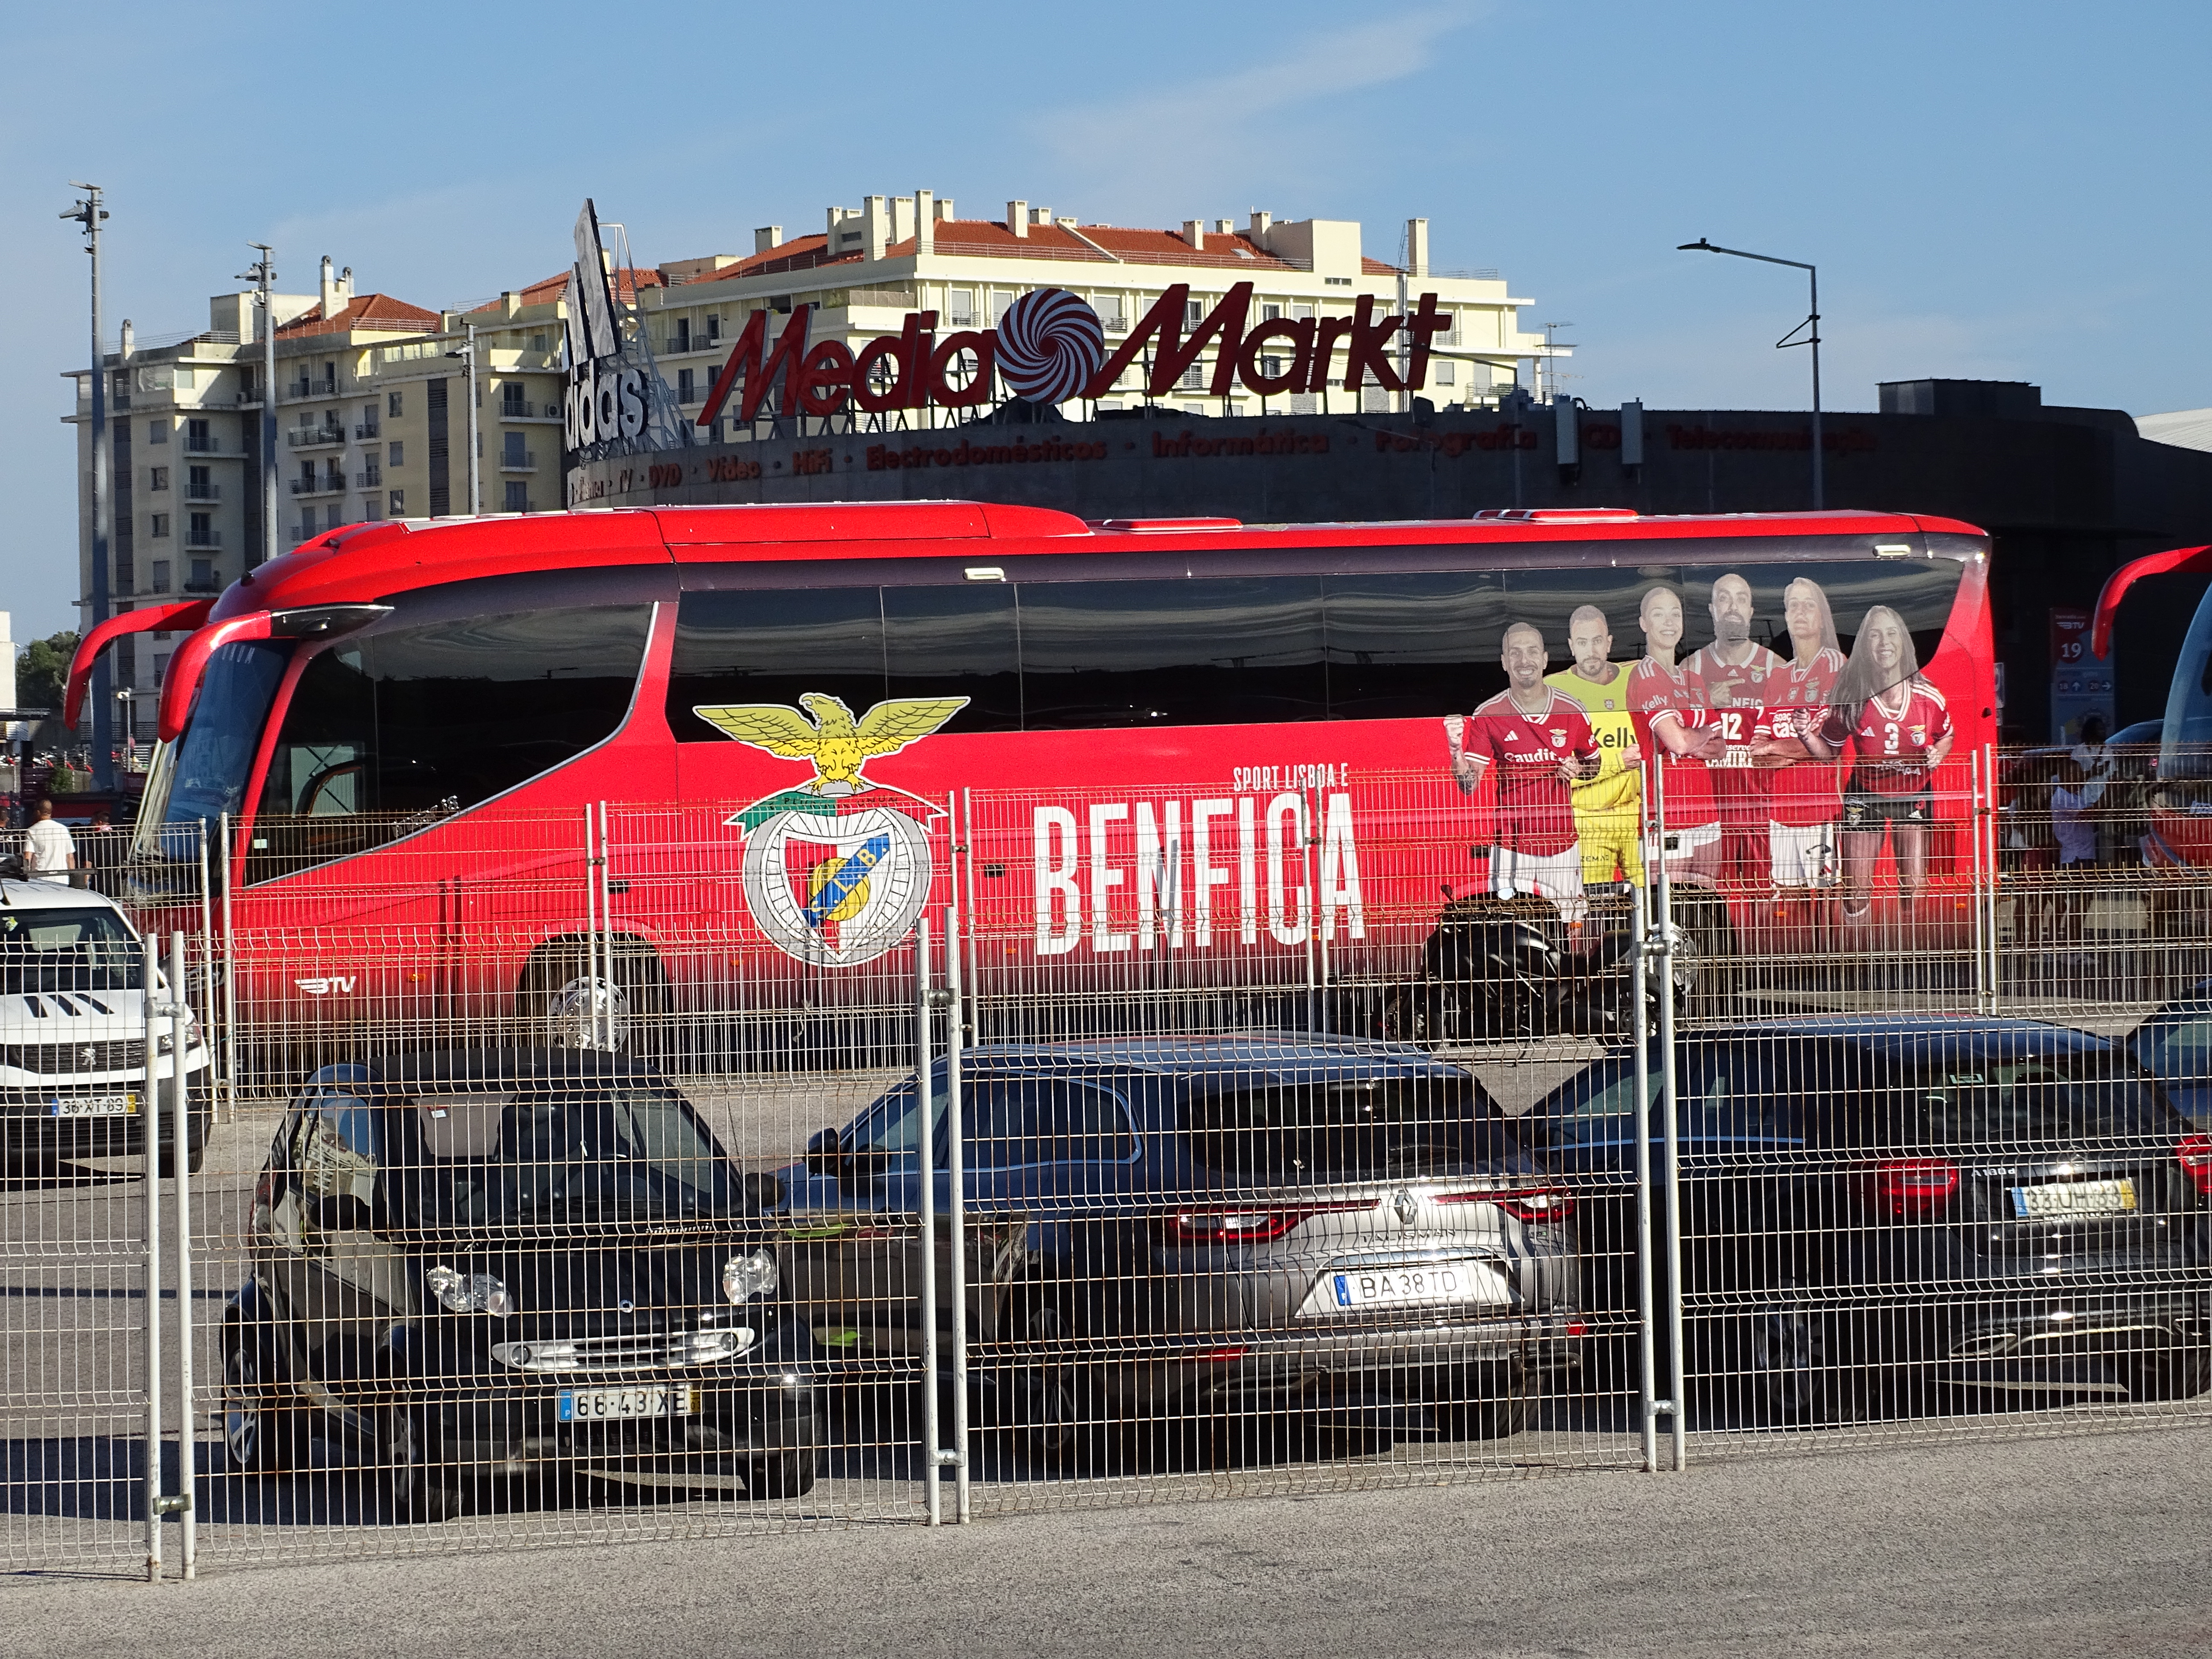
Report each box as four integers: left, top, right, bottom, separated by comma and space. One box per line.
0, 906, 143, 993
1888, 1054, 2180, 1146
885, 585, 1021, 733
2139, 1015, 2212, 1080
1017, 577, 1326, 729
667, 588, 884, 742
963, 1076, 1136, 1167
247, 606, 651, 883
1184, 1069, 1498, 1183
1321, 570, 1506, 719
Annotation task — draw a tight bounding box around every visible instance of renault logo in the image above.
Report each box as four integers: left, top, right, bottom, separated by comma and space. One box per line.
1392, 1189, 1420, 1228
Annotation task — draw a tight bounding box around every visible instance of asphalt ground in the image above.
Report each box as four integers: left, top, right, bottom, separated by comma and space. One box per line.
5, 1422, 2210, 1658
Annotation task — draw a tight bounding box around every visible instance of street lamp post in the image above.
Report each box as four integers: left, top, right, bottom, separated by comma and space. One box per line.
62, 183, 113, 791
238, 245, 278, 562
446, 326, 480, 515
1678, 238, 1822, 510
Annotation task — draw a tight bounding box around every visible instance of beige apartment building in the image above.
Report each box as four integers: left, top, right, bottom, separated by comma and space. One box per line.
64, 258, 568, 736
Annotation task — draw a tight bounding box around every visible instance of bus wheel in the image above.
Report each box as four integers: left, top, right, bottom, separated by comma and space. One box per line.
518, 943, 666, 1055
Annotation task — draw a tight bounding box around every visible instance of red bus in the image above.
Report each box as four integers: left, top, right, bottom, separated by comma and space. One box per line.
69, 502, 1996, 1059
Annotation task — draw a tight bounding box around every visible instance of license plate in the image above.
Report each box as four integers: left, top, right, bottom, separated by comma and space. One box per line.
1330, 1262, 1504, 1309
556, 1385, 694, 1423
48, 1094, 137, 1119
2011, 1177, 2137, 1220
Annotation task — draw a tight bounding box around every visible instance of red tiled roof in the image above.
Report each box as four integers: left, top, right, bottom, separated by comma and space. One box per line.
1362, 256, 1404, 275
681, 220, 1321, 281
679, 235, 860, 285
275, 292, 442, 338
467, 266, 667, 313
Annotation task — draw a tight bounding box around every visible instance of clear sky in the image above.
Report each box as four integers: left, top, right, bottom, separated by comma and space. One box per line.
3, 0, 2205, 642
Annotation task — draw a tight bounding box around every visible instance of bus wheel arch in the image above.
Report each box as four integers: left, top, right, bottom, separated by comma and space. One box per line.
516, 934, 670, 1054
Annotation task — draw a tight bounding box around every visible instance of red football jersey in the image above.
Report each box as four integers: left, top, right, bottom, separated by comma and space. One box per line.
1628, 656, 1718, 830
1825, 678, 1953, 796
1758, 648, 1846, 827
1461, 690, 1598, 856
1680, 644, 1787, 834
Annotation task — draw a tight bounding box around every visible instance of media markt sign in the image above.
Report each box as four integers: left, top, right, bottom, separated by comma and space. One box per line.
562, 199, 689, 463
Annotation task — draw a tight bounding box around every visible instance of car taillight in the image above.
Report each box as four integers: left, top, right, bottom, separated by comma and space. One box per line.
2178, 1134, 2212, 1198
1164, 1199, 1370, 1245
1435, 1187, 1576, 1224
1872, 1158, 1961, 1217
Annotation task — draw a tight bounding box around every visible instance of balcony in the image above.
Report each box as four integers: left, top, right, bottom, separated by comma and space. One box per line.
498, 399, 539, 419
185, 530, 221, 549
288, 376, 338, 398
183, 576, 223, 594
183, 483, 220, 503
289, 475, 345, 497
498, 451, 538, 472
501, 497, 537, 513
355, 420, 381, 439
355, 466, 382, 489
288, 426, 346, 449
183, 434, 219, 454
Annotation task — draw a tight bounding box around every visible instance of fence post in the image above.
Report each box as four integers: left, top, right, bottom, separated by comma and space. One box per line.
218, 813, 237, 1113
942, 903, 971, 1524
915, 916, 942, 1526
1632, 870, 1658, 1473
140, 930, 162, 1582
168, 932, 195, 1580
1970, 750, 1988, 1014
1654, 756, 1687, 1471
195, 824, 217, 1121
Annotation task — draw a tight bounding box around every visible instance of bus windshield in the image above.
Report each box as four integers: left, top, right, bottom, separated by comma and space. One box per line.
129, 640, 292, 863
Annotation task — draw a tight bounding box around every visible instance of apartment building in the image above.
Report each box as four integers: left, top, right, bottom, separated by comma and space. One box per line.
64, 258, 568, 735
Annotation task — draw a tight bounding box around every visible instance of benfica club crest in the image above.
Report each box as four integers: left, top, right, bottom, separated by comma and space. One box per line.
696, 693, 966, 966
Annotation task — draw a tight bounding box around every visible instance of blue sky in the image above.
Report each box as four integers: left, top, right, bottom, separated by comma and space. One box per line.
3, 0, 2205, 641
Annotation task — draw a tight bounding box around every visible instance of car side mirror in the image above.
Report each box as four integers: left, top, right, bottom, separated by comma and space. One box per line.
306, 1191, 376, 1233
742, 1170, 786, 1211
803, 1125, 847, 1183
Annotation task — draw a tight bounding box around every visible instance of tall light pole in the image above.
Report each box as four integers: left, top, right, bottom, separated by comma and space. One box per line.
238, 244, 278, 562
62, 183, 113, 790
445, 324, 480, 515
1678, 238, 1822, 510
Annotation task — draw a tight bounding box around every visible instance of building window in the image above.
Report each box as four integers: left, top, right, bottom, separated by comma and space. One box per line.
947, 288, 977, 327
1293, 304, 1314, 322
1261, 356, 1284, 381
188, 512, 215, 546
187, 465, 212, 499
1436, 361, 1455, 385
189, 557, 215, 590
325, 505, 342, 532
148, 420, 168, 445
502, 432, 527, 467
706, 314, 721, 343
150, 513, 170, 539
389, 489, 405, 517
364, 496, 383, 522
1097, 295, 1126, 332
1262, 304, 1282, 323
1185, 299, 1204, 328
1179, 363, 1206, 391
388, 440, 404, 467
677, 368, 695, 404
150, 561, 171, 594
175, 366, 196, 388
674, 318, 691, 352
504, 481, 530, 511
185, 418, 211, 451
388, 390, 403, 418
501, 384, 526, 416
149, 466, 169, 492
529, 332, 549, 353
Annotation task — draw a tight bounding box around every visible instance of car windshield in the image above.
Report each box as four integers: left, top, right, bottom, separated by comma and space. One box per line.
1184, 1070, 1499, 1183
390, 1078, 740, 1228
0, 907, 143, 993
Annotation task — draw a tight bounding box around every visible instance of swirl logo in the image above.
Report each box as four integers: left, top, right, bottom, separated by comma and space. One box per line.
995, 288, 1106, 405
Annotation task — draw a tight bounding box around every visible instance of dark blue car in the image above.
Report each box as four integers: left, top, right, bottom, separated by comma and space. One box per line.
2125, 988, 2212, 1129
1525, 1016, 2212, 1422
783, 1036, 1577, 1460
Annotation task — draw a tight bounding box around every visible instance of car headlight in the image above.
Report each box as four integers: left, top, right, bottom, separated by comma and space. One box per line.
722, 1248, 778, 1304
155, 1031, 174, 1055
425, 1264, 514, 1318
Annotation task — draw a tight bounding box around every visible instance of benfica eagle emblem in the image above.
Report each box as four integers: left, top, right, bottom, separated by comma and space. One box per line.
696, 693, 967, 966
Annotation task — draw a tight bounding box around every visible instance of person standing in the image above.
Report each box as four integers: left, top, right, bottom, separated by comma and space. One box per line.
1827, 605, 1955, 932
1545, 604, 1644, 888
1752, 577, 1847, 938
21, 799, 76, 884
1680, 573, 1786, 891
1628, 584, 1723, 885
1446, 622, 1601, 923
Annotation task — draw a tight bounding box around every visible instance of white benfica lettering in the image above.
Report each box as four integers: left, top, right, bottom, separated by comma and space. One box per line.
1029, 794, 1364, 956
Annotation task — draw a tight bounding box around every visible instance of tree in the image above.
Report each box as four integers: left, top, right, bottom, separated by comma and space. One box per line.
16, 631, 79, 714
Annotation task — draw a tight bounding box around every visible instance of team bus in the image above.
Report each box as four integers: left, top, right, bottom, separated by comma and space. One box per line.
69, 501, 1995, 1061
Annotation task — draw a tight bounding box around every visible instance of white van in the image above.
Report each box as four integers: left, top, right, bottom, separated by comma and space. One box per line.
0, 879, 212, 1172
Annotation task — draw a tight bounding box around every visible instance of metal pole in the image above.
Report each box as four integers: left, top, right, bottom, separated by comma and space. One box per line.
1808, 265, 1823, 511
1985, 741, 2002, 1004
140, 929, 161, 1580
169, 933, 195, 1579
1654, 754, 1687, 1470
959, 789, 981, 1044
596, 803, 616, 1050
218, 813, 237, 1107
241, 245, 279, 564
1632, 868, 1657, 1474
580, 806, 600, 1048
466, 325, 481, 517
943, 904, 970, 1524
197, 823, 217, 1119
66, 185, 114, 791
1970, 749, 1988, 1013
914, 917, 941, 1525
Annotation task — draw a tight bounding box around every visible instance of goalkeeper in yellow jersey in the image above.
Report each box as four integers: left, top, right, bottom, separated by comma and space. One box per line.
1544, 603, 1646, 886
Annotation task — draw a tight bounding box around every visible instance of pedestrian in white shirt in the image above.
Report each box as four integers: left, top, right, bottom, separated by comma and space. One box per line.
21, 800, 76, 883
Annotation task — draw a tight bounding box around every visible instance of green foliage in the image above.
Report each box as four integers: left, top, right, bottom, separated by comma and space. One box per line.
16, 631, 79, 714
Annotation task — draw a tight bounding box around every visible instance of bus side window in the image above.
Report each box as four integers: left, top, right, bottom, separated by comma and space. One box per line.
885, 584, 1022, 733
667, 587, 886, 741
1321, 570, 1507, 720
1016, 575, 1326, 730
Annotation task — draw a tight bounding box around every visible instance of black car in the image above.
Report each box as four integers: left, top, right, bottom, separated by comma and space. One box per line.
1526, 1017, 2212, 1421
221, 1050, 824, 1517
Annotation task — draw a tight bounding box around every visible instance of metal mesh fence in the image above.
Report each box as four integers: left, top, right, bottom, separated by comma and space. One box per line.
4, 744, 2210, 1574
